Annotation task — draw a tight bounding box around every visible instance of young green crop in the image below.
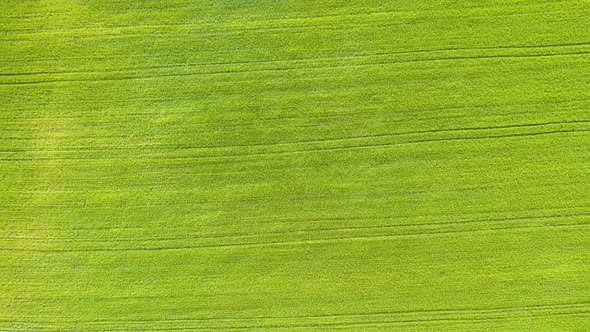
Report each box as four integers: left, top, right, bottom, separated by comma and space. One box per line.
1, 1, 590, 330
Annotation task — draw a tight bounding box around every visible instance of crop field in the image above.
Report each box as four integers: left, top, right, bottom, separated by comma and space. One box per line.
1, 1, 590, 331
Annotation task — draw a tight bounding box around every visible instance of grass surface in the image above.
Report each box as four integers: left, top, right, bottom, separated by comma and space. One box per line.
2, 1, 590, 331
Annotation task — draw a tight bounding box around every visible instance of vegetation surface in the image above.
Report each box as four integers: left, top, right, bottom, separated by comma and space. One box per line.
1, 1, 590, 331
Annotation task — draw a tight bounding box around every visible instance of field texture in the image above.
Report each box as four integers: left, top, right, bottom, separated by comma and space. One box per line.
2, 1, 590, 331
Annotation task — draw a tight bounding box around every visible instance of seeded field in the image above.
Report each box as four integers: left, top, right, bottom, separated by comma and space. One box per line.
1, 1, 590, 331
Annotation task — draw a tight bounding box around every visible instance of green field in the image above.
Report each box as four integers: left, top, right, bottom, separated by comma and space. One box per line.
2, 1, 590, 331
